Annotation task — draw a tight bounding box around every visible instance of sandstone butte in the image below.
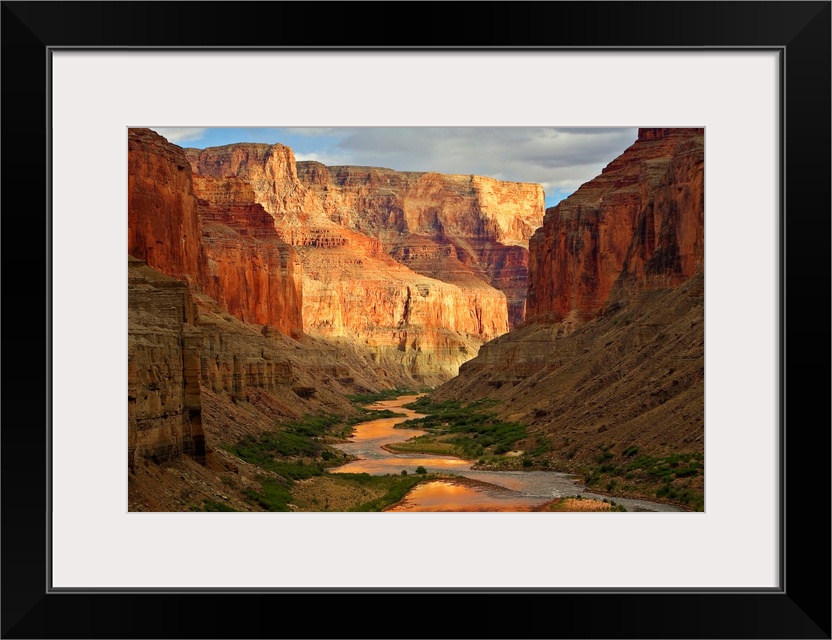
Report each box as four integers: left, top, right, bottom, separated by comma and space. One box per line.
431, 128, 705, 489
127, 128, 543, 473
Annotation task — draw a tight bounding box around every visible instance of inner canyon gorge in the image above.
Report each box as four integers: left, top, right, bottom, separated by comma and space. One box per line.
128, 127, 704, 513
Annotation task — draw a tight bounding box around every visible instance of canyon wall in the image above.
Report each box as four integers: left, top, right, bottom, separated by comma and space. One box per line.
128, 130, 329, 473
186, 143, 543, 380
128, 130, 201, 283
433, 128, 705, 473
129, 128, 303, 337
296, 163, 544, 327
130, 128, 486, 477
192, 175, 303, 337
128, 257, 205, 469
129, 256, 428, 511
527, 127, 704, 322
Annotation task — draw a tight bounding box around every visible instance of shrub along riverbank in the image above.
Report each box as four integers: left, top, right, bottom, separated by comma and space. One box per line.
393, 396, 702, 511
215, 394, 429, 512
387, 397, 531, 469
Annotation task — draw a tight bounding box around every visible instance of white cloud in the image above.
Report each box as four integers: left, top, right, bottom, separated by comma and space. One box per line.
293, 151, 355, 166
322, 127, 639, 187
153, 126, 641, 206
149, 127, 207, 143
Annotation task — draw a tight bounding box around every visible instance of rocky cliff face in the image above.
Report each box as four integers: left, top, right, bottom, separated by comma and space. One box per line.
527, 128, 704, 322
129, 129, 304, 337
128, 130, 201, 283
185, 143, 327, 240
128, 257, 205, 469
434, 272, 705, 463
128, 129, 545, 509
192, 175, 303, 337
296, 241, 505, 384
431, 128, 705, 503
129, 128, 470, 482
186, 144, 542, 381
296, 163, 544, 327
129, 258, 427, 511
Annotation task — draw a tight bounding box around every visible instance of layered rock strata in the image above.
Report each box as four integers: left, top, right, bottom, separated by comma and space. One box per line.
527, 128, 704, 322
128, 130, 201, 283
129, 128, 475, 481
128, 252, 425, 473
296, 163, 544, 328
128, 259, 427, 511
433, 273, 705, 465
432, 128, 705, 471
128, 257, 205, 469
192, 175, 303, 337
186, 143, 542, 379
191, 299, 413, 446
296, 243, 503, 383
129, 128, 303, 337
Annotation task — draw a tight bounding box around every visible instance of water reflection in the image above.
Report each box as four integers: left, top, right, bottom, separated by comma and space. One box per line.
329, 395, 683, 512
386, 480, 547, 512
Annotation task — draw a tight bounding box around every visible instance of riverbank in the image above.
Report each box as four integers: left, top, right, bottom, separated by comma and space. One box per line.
373, 395, 694, 511
535, 496, 626, 512
330, 394, 687, 512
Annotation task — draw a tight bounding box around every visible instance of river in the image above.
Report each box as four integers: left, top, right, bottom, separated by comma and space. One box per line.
329, 395, 684, 512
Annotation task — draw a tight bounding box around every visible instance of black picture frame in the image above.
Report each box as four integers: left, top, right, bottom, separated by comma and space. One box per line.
2, 2, 829, 638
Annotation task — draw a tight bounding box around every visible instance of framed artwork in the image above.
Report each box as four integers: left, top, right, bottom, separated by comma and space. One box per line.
3, 1, 829, 638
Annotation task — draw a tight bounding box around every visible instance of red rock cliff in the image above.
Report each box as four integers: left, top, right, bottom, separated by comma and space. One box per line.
185, 143, 326, 236
296, 163, 544, 327
192, 175, 303, 337
186, 144, 538, 381
128, 129, 303, 337
128, 130, 201, 283
527, 128, 704, 322
430, 129, 705, 498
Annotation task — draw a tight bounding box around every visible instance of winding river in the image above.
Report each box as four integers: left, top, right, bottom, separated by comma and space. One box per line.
329, 395, 684, 512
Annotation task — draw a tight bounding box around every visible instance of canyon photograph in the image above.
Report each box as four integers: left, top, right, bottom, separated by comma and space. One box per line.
128, 126, 704, 513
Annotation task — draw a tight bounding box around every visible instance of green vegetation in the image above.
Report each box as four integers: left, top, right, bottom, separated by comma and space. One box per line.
345, 388, 426, 405
224, 402, 450, 512
243, 476, 294, 512
227, 415, 346, 481
393, 397, 527, 464
603, 498, 627, 512
336, 472, 426, 511
619, 451, 704, 484
344, 408, 407, 427
655, 483, 702, 507
526, 435, 552, 458
190, 498, 238, 512
579, 444, 704, 511
227, 409, 408, 481
227, 409, 423, 511
384, 438, 458, 456
403, 396, 499, 413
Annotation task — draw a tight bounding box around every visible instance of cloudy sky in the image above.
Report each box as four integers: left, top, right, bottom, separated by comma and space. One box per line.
150, 127, 638, 208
